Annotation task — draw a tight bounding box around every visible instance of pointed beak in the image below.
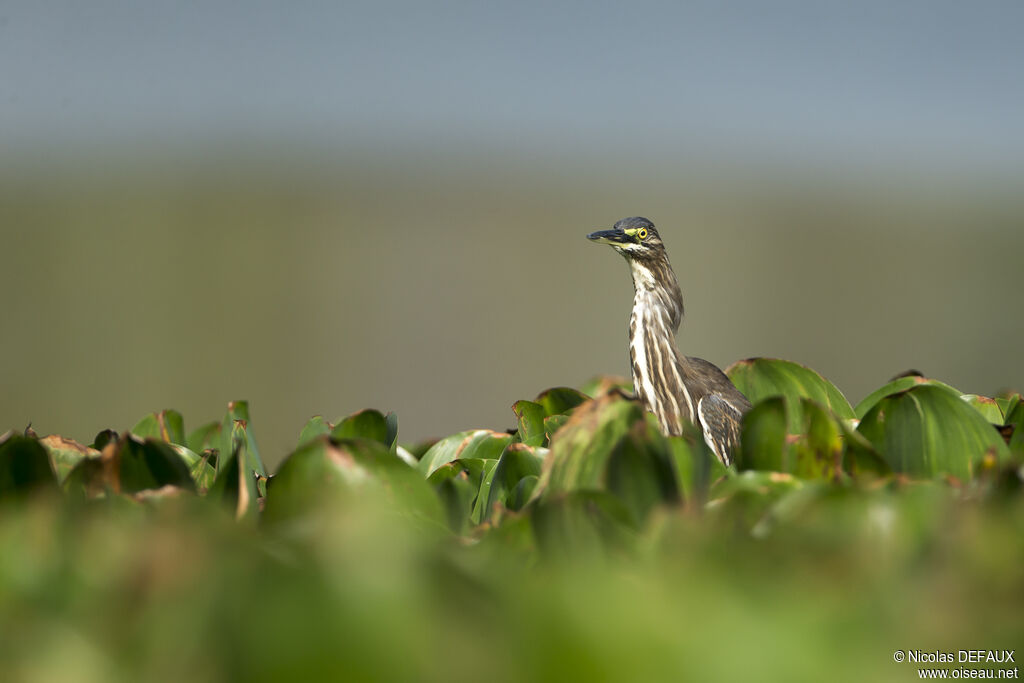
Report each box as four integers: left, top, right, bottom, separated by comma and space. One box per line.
587, 229, 627, 245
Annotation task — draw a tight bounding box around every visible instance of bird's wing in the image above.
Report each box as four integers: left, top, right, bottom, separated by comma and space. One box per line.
697, 394, 745, 467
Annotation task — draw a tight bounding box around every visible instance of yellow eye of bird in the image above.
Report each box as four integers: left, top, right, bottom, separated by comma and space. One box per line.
638, 228, 648, 240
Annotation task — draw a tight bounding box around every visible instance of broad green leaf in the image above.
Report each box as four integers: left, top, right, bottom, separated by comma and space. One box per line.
1002, 396, 1024, 458
485, 443, 545, 515
117, 436, 196, 494
530, 490, 638, 559
0, 434, 58, 498
64, 434, 195, 497
853, 376, 959, 419
961, 394, 1004, 424
838, 420, 890, 477
265, 436, 444, 529
219, 400, 266, 477
170, 443, 216, 491
534, 387, 589, 416
90, 429, 119, 450
542, 414, 570, 444
185, 421, 220, 455
385, 411, 399, 450
665, 421, 722, 505
738, 397, 788, 473
39, 435, 98, 484
726, 358, 855, 430
857, 385, 1010, 480
130, 409, 185, 445
540, 394, 680, 525
298, 415, 332, 446
578, 375, 632, 399
209, 421, 260, 520
470, 459, 500, 525
416, 430, 513, 477
331, 409, 389, 446
513, 400, 547, 447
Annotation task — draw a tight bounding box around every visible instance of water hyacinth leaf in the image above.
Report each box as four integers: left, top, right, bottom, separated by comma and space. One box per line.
186, 421, 220, 455
853, 376, 959, 419
738, 397, 788, 473
331, 409, 389, 446
39, 435, 98, 484
838, 420, 890, 477
416, 430, 512, 477
210, 421, 260, 520
118, 435, 196, 494
485, 443, 545, 515
470, 459, 500, 525
170, 443, 216, 491
264, 436, 372, 524
708, 471, 804, 530
791, 399, 843, 480
266, 436, 443, 528
131, 410, 185, 445
510, 475, 539, 510
665, 421, 721, 505
857, 385, 1010, 480
0, 434, 59, 498
385, 412, 399, 450
219, 401, 266, 477
604, 420, 681, 523
961, 395, 1004, 425
90, 429, 119, 450
534, 387, 589, 417
542, 414, 570, 444
726, 358, 855, 429
578, 375, 632, 399
1003, 396, 1024, 457
513, 400, 547, 447
540, 394, 680, 525
530, 490, 638, 559
298, 416, 332, 447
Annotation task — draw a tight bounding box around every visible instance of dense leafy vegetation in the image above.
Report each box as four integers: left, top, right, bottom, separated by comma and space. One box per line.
1, 359, 1021, 681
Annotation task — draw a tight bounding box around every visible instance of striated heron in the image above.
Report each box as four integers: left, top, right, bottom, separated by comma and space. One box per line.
587, 216, 751, 465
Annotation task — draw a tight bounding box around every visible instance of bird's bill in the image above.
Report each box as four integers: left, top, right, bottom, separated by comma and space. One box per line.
586, 229, 629, 245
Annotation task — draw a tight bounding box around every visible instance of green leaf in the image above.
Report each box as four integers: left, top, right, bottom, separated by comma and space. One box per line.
738, 397, 789, 473
530, 491, 638, 559
726, 358, 855, 430
0, 434, 59, 499
1001, 395, 1024, 458
169, 443, 216, 491
961, 394, 1004, 424
298, 415, 332, 446
130, 409, 185, 445
331, 409, 389, 446
665, 422, 722, 505
219, 400, 266, 477
470, 459, 500, 525
534, 387, 589, 416
39, 435, 98, 484
578, 375, 632, 399
513, 400, 547, 447
485, 443, 545, 515
185, 421, 220, 455
853, 376, 960, 419
416, 430, 513, 477
209, 421, 260, 520
117, 436, 196, 494
265, 436, 444, 529
857, 385, 1010, 480
385, 411, 399, 451
540, 394, 680, 525
542, 414, 570, 444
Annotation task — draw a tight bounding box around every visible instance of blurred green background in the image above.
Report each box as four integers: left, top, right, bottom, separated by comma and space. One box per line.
2, 2, 1022, 468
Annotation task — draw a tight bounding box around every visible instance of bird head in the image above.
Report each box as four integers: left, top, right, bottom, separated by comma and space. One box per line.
586, 216, 665, 259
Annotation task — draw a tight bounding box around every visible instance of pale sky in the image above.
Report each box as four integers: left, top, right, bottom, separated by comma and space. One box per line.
2, 1, 1023, 172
